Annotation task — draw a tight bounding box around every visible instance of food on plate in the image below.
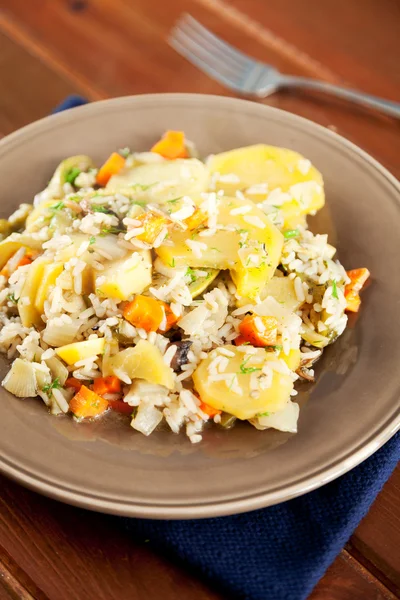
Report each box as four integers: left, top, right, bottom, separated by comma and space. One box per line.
0, 131, 370, 442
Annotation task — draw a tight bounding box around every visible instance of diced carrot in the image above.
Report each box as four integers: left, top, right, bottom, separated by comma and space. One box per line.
96, 152, 126, 186
0, 266, 8, 277
134, 212, 168, 245
123, 296, 164, 332
65, 377, 82, 392
159, 303, 179, 333
16, 255, 32, 269
123, 295, 178, 333
93, 376, 122, 396
239, 315, 278, 347
199, 401, 222, 418
344, 268, 370, 313
151, 130, 188, 159
108, 399, 134, 414
69, 385, 109, 418
184, 208, 207, 231
234, 335, 249, 346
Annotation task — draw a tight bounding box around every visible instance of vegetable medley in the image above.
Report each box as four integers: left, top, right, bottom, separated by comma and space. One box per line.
0, 131, 370, 442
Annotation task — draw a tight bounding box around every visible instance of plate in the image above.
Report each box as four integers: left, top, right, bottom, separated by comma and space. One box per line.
0, 94, 399, 518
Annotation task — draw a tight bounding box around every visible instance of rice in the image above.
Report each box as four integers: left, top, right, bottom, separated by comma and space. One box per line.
0, 138, 361, 444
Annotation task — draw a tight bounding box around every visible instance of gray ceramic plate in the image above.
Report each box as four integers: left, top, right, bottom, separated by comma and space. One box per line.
0, 94, 399, 518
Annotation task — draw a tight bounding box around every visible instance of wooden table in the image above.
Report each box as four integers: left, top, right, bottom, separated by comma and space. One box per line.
0, 1, 399, 598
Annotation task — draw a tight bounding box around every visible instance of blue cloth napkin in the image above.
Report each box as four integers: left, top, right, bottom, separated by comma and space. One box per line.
54, 96, 400, 600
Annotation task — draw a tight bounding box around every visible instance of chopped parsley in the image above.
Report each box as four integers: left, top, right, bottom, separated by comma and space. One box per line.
210, 247, 221, 253
65, 167, 81, 185
168, 258, 176, 268
6, 293, 18, 304
257, 411, 270, 417
118, 147, 130, 158
92, 205, 112, 214
50, 201, 65, 212
265, 344, 283, 353
239, 356, 262, 375
42, 377, 62, 396
283, 229, 299, 239
237, 228, 249, 234
186, 267, 197, 283
332, 279, 338, 299
89, 236, 96, 245
100, 226, 124, 236
166, 197, 182, 204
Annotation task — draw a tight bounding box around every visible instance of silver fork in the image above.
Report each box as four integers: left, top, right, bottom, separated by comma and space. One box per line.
169, 14, 400, 119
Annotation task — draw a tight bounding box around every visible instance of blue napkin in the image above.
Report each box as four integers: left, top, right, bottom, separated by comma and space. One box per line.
54, 96, 400, 600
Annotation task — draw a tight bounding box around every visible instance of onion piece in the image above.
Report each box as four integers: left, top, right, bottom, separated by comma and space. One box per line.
130, 402, 163, 436
2, 358, 38, 397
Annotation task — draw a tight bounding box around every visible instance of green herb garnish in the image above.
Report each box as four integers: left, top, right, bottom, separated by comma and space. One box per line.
257, 411, 270, 417
166, 197, 183, 204
42, 377, 62, 396
89, 236, 96, 245
100, 226, 124, 236
50, 201, 65, 212
239, 356, 262, 375
284, 229, 299, 239
92, 205, 112, 214
332, 280, 338, 299
6, 293, 18, 304
168, 258, 176, 268
65, 167, 81, 185
186, 267, 196, 283
265, 344, 283, 353
119, 147, 130, 158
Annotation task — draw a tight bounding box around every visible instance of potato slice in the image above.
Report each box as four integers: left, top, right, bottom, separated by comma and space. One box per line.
106, 158, 209, 203
156, 196, 283, 300
208, 144, 324, 227
103, 340, 174, 389
56, 337, 105, 365
35, 262, 64, 313
94, 250, 152, 300
18, 257, 50, 327
193, 345, 294, 419
0, 233, 43, 270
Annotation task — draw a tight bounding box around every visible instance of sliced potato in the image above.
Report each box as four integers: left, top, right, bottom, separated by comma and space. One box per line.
103, 340, 174, 389
259, 276, 302, 313
188, 268, 220, 298
208, 144, 324, 226
56, 337, 105, 365
18, 257, 50, 327
46, 155, 94, 199
193, 345, 293, 419
26, 200, 73, 233
2, 358, 38, 397
156, 196, 283, 300
35, 262, 64, 313
106, 158, 209, 203
94, 250, 152, 300
0, 233, 44, 270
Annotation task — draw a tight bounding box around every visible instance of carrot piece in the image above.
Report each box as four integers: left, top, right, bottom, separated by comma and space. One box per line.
69, 385, 109, 418
134, 212, 168, 245
344, 268, 370, 313
184, 208, 208, 231
239, 315, 278, 347
96, 152, 126, 186
151, 130, 188, 159
159, 303, 179, 333
65, 377, 82, 392
123, 296, 164, 332
123, 295, 178, 333
16, 255, 32, 269
199, 401, 222, 418
93, 376, 122, 396
234, 335, 250, 346
108, 399, 134, 414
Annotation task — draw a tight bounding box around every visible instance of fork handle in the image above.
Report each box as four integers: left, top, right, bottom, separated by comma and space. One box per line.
279, 76, 400, 119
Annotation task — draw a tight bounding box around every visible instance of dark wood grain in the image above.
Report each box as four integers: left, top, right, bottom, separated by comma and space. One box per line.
0, 31, 80, 137
0, 0, 399, 599
310, 551, 396, 600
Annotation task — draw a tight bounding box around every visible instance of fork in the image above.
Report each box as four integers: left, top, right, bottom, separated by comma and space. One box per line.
169, 14, 400, 119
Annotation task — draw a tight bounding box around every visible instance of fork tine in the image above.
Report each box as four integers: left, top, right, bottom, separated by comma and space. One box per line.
171, 24, 246, 82
169, 35, 246, 93
181, 15, 254, 71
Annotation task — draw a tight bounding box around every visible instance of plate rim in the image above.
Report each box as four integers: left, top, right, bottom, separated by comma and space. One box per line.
0, 93, 399, 518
